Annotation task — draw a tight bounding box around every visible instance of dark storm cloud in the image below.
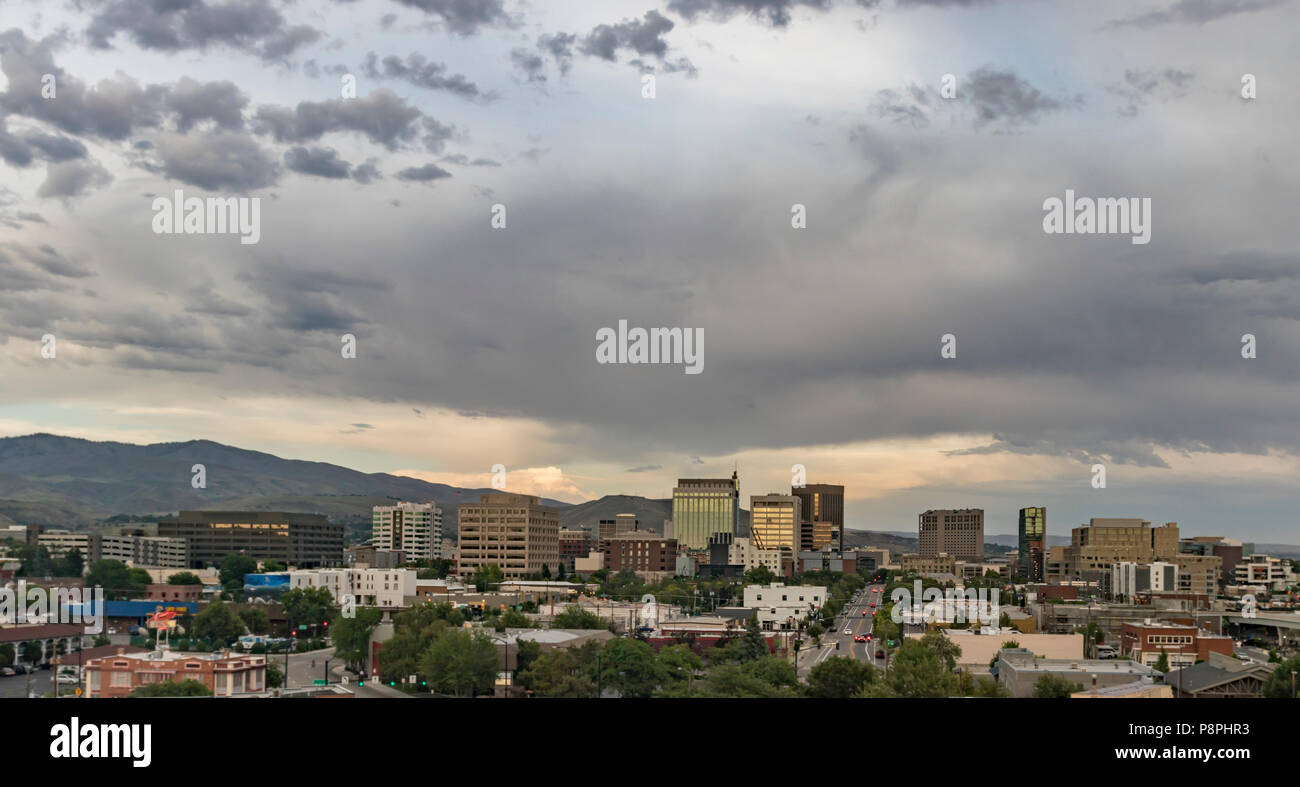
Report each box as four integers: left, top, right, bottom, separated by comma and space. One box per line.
187, 284, 253, 317
668, 0, 833, 26
581, 10, 676, 61
166, 77, 249, 132
395, 162, 452, 182
6, 242, 93, 278
385, 0, 512, 35
284, 145, 352, 179
1103, 0, 1288, 29
234, 266, 392, 332
0, 30, 167, 141
86, 0, 322, 61
252, 89, 428, 151
153, 131, 280, 190
361, 52, 492, 101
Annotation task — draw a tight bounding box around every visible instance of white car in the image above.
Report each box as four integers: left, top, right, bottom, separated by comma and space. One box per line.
56, 671, 78, 685
844, 629, 852, 635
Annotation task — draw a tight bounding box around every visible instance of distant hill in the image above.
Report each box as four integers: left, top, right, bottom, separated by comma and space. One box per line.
0, 433, 567, 533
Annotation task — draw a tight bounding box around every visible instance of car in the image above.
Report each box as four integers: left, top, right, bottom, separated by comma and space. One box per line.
861, 610, 867, 616
870, 602, 876, 608
55, 672, 78, 685
0, 667, 16, 677
844, 629, 852, 636
875, 649, 885, 659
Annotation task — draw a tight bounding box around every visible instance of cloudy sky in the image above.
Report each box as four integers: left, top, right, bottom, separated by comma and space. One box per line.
1, 0, 1298, 540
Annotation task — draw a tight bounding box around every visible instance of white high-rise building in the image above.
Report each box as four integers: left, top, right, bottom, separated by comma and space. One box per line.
372, 502, 442, 563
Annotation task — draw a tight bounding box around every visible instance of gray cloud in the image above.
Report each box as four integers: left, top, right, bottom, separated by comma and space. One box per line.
667, 0, 833, 26
386, 0, 512, 35
395, 162, 452, 182
36, 159, 113, 198
1103, 0, 1288, 29
361, 52, 491, 100
581, 10, 676, 61
86, 0, 322, 61
153, 131, 280, 191
253, 89, 429, 151
166, 77, 248, 132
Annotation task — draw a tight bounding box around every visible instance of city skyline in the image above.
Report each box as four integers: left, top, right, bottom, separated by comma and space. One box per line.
1, 0, 1297, 543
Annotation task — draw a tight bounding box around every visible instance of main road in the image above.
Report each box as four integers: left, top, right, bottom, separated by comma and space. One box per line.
811, 584, 887, 671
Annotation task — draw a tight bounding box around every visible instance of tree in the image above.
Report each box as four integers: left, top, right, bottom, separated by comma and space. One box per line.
1260, 654, 1300, 698
552, 605, 606, 630
280, 586, 337, 629
806, 656, 876, 698
21, 641, 42, 664
58, 548, 85, 578
218, 554, 259, 589
736, 617, 769, 663
130, 679, 212, 697
420, 629, 498, 697
192, 599, 246, 643
695, 657, 800, 698
84, 560, 148, 600
261, 561, 287, 572
515, 639, 542, 676
744, 565, 777, 586
1032, 673, 1083, 698
0, 644, 14, 667
332, 607, 382, 669
1153, 650, 1170, 675
266, 660, 284, 688
866, 640, 955, 698
470, 563, 505, 592
973, 677, 1010, 697
597, 639, 665, 698
519, 647, 597, 697
238, 606, 270, 635
919, 630, 962, 672
167, 572, 203, 585
656, 644, 703, 694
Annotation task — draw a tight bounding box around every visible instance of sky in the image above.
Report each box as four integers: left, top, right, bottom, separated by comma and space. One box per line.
0, 0, 1298, 540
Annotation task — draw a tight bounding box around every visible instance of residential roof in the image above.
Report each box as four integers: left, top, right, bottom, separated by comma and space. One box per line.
1165, 659, 1275, 694
0, 623, 85, 643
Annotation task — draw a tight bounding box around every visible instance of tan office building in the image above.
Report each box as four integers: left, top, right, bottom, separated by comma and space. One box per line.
1047, 518, 1179, 583
458, 493, 560, 580
918, 509, 984, 561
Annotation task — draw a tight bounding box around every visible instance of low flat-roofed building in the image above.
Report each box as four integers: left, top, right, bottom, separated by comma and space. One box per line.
900, 553, 958, 576
1119, 620, 1234, 669
938, 630, 1082, 672
1071, 678, 1173, 698
996, 647, 1158, 698
83, 648, 268, 698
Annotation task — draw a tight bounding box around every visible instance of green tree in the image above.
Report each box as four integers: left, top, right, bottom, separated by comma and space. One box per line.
744, 565, 777, 585
420, 629, 499, 697
130, 679, 213, 697
919, 629, 962, 672
1260, 655, 1300, 698
0, 643, 14, 667
518, 646, 597, 697
332, 607, 383, 669
280, 586, 337, 629
515, 639, 542, 676
1153, 650, 1170, 674
21, 641, 42, 664
806, 656, 876, 698
84, 559, 148, 600
1032, 673, 1083, 698
192, 599, 246, 643
218, 554, 259, 589
58, 548, 85, 577
696, 657, 800, 698
261, 561, 287, 572
552, 605, 606, 630
656, 644, 703, 695
266, 660, 284, 688
237, 606, 270, 635
166, 572, 203, 585
865, 639, 955, 698
973, 676, 1010, 697
597, 639, 665, 698
471, 563, 505, 592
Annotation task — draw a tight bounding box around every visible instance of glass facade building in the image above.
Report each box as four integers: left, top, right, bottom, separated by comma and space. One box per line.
1018, 506, 1046, 582
671, 473, 740, 550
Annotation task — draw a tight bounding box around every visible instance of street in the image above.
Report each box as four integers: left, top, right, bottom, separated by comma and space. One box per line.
806, 584, 887, 673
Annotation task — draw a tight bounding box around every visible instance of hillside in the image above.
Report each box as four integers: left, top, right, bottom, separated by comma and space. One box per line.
0, 433, 567, 532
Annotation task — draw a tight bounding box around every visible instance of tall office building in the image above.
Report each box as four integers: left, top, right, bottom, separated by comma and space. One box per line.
457, 493, 560, 580
156, 511, 344, 569
372, 502, 442, 563
918, 508, 984, 561
792, 483, 844, 552
749, 494, 802, 557
671, 472, 740, 550
1018, 506, 1046, 582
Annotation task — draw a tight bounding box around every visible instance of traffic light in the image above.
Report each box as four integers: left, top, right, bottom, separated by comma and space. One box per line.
357, 680, 364, 687
322, 620, 329, 628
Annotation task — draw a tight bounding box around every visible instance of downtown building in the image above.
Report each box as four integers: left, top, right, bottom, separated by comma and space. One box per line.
156, 511, 344, 569
671, 472, 740, 550
749, 494, 802, 558
791, 483, 844, 553
1017, 506, 1046, 582
918, 508, 985, 561
457, 493, 560, 580
1047, 518, 1180, 584
371, 502, 442, 563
